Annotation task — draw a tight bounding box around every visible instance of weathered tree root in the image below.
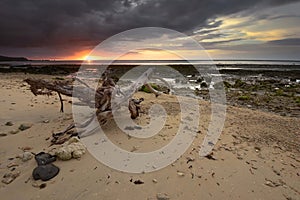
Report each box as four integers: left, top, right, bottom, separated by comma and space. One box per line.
25, 68, 166, 144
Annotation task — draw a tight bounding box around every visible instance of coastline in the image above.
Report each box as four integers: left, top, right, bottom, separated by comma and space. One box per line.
0, 73, 299, 200
1, 63, 299, 117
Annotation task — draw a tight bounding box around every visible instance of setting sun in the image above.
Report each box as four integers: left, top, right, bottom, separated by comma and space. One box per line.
62, 49, 91, 60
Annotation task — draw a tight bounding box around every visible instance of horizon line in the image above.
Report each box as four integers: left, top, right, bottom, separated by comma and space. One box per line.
22, 59, 300, 62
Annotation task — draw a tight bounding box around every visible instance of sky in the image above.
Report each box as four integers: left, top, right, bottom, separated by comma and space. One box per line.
0, 0, 299, 60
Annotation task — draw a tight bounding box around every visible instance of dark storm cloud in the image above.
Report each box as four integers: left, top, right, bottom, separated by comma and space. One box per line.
201, 38, 243, 47
267, 38, 300, 46
0, 0, 298, 58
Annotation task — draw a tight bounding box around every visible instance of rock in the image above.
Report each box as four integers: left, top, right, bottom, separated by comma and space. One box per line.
186, 156, 195, 163
204, 152, 217, 160
133, 179, 144, 184
1, 171, 20, 184
32, 164, 59, 181
0, 132, 7, 137
237, 156, 243, 160
156, 193, 170, 200
273, 169, 281, 176
20, 146, 32, 151
130, 146, 139, 152
56, 148, 72, 160
177, 172, 185, 177
55, 137, 86, 160
200, 81, 208, 88
265, 181, 275, 187
34, 152, 56, 165
9, 129, 19, 134
39, 183, 47, 189
18, 123, 33, 131
32, 182, 47, 189
124, 126, 135, 130
196, 76, 204, 83
152, 179, 158, 183
21, 152, 33, 162
7, 162, 18, 168
5, 121, 13, 126
31, 182, 39, 188
264, 179, 282, 187
254, 146, 261, 152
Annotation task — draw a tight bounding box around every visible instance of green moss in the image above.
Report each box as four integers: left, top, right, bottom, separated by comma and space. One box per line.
53, 77, 65, 80
139, 83, 159, 93
275, 89, 284, 96
238, 95, 250, 100
295, 97, 300, 104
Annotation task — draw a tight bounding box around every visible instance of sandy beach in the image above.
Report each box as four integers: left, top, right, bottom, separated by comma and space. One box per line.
0, 73, 299, 200
1, 0, 300, 199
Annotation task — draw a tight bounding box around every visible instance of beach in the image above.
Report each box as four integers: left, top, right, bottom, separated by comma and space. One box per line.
1, 0, 300, 199
0, 71, 299, 200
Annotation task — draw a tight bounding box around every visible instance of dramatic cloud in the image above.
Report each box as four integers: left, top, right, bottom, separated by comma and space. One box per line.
0, 0, 299, 59
267, 38, 300, 46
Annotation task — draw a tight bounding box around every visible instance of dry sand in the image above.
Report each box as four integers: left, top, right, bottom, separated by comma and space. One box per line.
0, 73, 299, 200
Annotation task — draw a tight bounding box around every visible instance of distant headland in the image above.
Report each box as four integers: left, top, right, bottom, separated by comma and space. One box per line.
0, 55, 28, 61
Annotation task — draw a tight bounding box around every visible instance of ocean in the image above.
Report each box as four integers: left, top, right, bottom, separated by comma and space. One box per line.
1, 60, 299, 93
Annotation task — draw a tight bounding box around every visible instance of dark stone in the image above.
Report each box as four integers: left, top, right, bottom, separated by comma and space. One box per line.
5, 121, 13, 126
124, 126, 135, 130
32, 164, 59, 181
35, 152, 56, 165
200, 81, 208, 88
39, 183, 47, 189
133, 179, 144, 184
196, 76, 204, 83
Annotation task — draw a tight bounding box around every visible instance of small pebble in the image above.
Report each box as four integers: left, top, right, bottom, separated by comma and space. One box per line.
177, 172, 185, 177
18, 123, 33, 131
20, 146, 32, 151
0, 133, 7, 137
156, 193, 170, 200
21, 152, 33, 162
7, 162, 19, 168
5, 121, 13, 126
1, 171, 20, 184
9, 129, 19, 134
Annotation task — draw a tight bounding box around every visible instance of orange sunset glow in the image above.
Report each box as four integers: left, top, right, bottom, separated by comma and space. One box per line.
62, 49, 92, 60
76, 49, 210, 61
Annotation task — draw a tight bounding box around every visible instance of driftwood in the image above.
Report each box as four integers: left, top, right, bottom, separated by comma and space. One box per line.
128, 98, 144, 119
24, 68, 164, 143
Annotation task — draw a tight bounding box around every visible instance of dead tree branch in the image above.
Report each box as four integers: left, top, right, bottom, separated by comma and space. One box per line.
24, 68, 166, 143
